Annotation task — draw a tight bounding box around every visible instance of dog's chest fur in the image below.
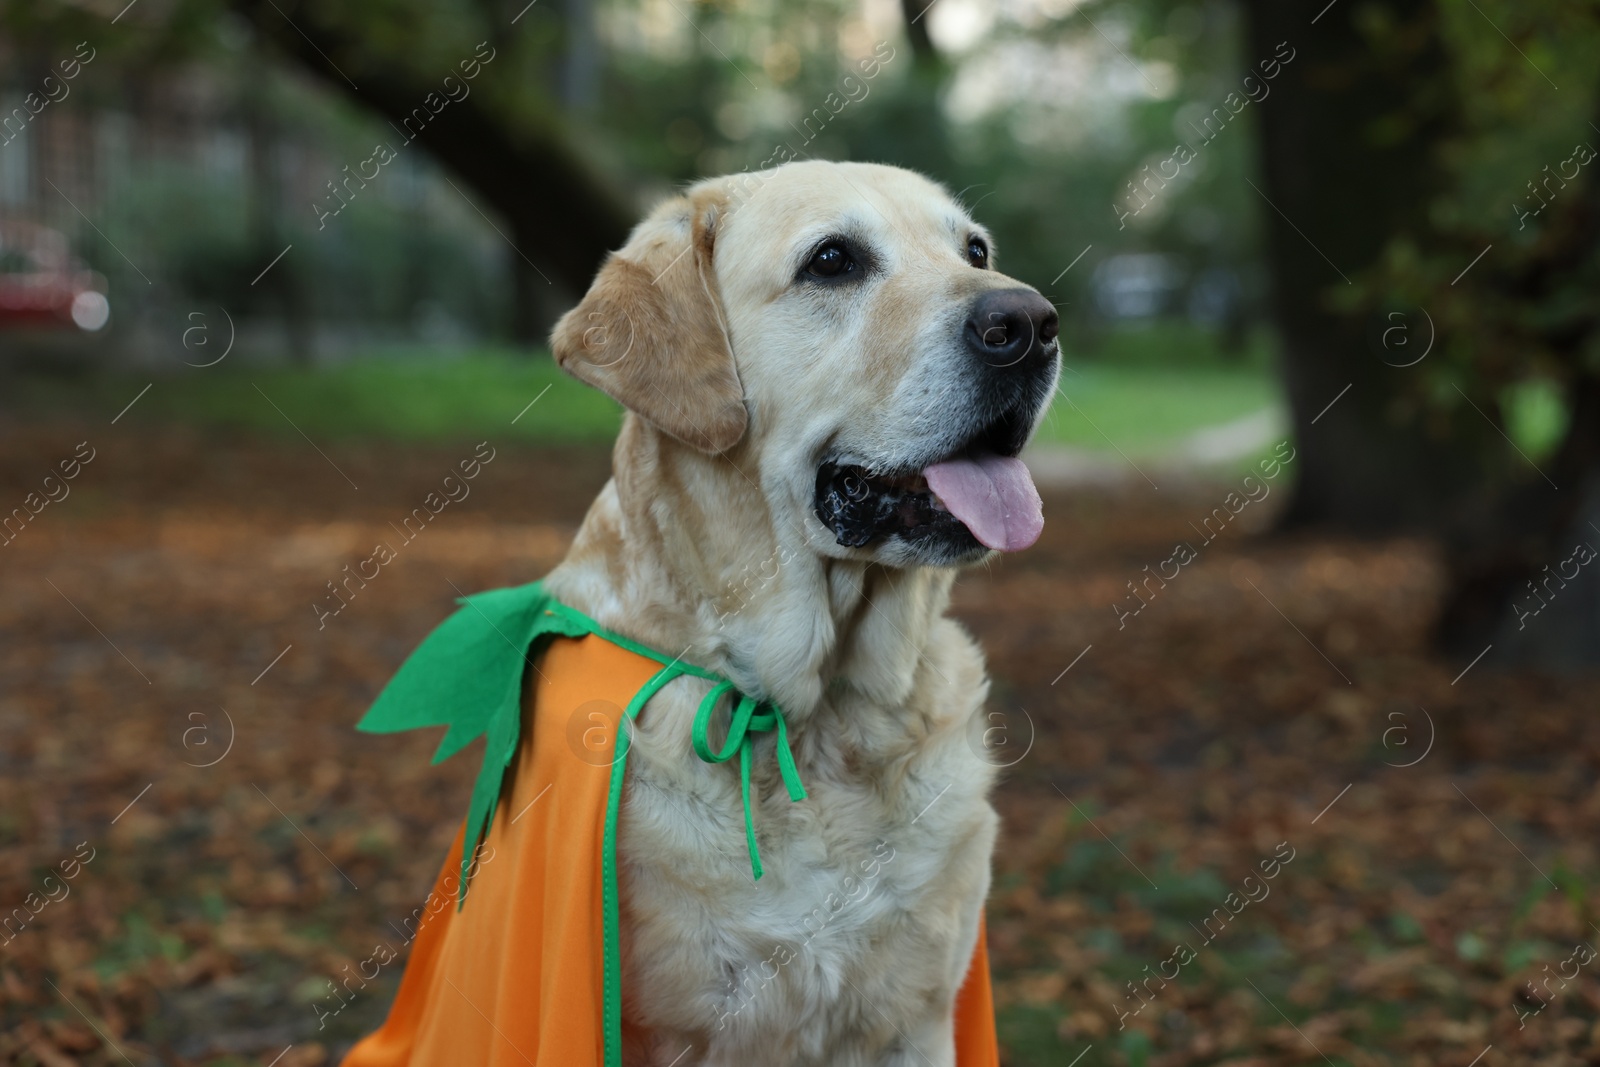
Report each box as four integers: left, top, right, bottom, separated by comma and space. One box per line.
613, 621, 998, 1067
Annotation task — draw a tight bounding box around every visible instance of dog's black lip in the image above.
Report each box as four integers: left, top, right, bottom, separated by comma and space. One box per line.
811, 400, 1035, 549
813, 461, 978, 550
965, 401, 1032, 461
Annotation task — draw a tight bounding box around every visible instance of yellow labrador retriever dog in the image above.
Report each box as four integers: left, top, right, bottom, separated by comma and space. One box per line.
547, 160, 1058, 1065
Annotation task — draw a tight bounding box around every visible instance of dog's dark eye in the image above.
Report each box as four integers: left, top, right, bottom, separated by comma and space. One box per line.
967, 238, 989, 269
806, 241, 856, 279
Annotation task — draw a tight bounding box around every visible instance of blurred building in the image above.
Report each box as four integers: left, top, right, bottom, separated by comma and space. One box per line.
0, 46, 507, 365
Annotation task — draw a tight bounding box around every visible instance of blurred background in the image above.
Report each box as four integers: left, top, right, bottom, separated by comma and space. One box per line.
2, 0, 1599, 1064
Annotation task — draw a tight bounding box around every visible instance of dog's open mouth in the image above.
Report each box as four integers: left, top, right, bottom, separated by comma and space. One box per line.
814, 405, 1044, 553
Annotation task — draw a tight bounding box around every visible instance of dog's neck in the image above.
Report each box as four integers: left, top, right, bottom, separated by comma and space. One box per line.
544, 418, 956, 718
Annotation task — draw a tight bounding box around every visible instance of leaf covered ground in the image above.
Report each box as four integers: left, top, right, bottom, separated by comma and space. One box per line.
1, 419, 1598, 1066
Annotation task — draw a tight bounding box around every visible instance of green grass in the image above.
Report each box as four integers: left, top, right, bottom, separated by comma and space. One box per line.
15, 348, 626, 444
14, 335, 1287, 456
13, 330, 1567, 466
1037, 323, 1285, 452
1037, 363, 1280, 452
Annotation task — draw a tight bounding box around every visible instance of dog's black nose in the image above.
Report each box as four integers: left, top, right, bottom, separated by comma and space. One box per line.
965, 289, 1059, 370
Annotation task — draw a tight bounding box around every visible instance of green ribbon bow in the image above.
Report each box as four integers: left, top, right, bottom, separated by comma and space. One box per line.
358, 581, 806, 890
691, 681, 809, 881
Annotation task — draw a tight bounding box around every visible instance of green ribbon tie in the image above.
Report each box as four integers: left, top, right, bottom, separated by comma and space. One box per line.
690, 679, 808, 880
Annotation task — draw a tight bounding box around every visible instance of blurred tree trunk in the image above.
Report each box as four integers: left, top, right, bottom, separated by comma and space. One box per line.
1241, 0, 1600, 666
1434, 109, 1600, 666
230, 0, 631, 342
873, 0, 952, 180
1442, 380, 1600, 666
900, 0, 940, 72
1239, 0, 1490, 533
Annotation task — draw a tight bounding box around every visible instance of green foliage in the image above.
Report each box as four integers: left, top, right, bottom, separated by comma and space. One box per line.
1344, 0, 1600, 463
1505, 377, 1570, 459
817, 2, 1268, 311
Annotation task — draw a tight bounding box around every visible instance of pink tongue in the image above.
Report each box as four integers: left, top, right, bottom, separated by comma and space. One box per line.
922, 454, 1043, 552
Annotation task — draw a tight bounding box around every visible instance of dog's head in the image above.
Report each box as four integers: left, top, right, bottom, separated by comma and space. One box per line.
552, 161, 1059, 569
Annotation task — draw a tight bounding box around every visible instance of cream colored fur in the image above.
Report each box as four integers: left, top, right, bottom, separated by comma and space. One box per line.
543, 161, 1053, 1067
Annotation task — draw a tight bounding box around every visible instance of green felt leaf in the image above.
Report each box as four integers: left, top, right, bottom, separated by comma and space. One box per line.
357, 579, 591, 903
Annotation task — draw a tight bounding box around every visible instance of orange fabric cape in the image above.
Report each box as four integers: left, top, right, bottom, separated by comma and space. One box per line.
343, 584, 998, 1066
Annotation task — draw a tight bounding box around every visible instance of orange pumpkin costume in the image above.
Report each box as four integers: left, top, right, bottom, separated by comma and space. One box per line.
343, 583, 999, 1066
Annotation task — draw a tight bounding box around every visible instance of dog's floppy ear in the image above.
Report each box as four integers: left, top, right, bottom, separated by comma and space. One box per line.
551, 186, 746, 454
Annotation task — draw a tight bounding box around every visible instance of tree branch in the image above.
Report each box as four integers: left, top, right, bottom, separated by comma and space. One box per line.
231, 0, 633, 305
